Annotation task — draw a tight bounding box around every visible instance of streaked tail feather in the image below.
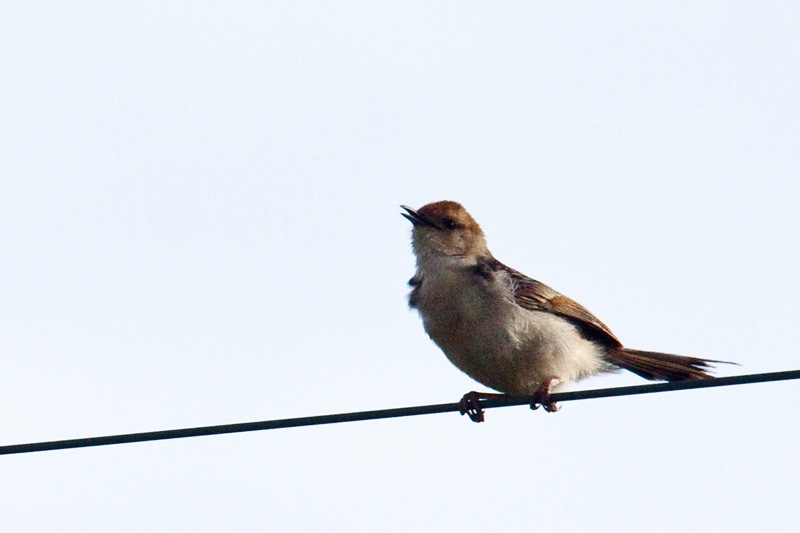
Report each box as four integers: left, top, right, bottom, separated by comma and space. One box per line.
606, 348, 733, 381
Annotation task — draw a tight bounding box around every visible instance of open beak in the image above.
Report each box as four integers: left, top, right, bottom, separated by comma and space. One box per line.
401, 205, 435, 228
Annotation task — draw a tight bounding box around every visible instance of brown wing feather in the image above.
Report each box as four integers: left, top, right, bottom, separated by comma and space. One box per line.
493, 260, 622, 347
478, 257, 733, 380
476, 258, 735, 380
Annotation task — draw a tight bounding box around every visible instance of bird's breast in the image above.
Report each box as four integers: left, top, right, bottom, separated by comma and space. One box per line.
411, 259, 607, 395
414, 264, 522, 381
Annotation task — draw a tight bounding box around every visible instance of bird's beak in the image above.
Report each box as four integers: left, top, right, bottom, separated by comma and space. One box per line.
401, 205, 435, 228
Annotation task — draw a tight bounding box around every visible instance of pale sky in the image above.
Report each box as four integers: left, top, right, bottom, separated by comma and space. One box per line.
1, 3, 799, 531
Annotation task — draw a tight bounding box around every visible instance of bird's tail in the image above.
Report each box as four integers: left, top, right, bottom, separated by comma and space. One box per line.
605, 348, 734, 381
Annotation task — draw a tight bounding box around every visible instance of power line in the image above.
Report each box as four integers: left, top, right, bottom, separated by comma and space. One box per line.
1, 369, 798, 456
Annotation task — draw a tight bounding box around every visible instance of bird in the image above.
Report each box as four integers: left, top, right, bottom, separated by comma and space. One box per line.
402, 200, 731, 422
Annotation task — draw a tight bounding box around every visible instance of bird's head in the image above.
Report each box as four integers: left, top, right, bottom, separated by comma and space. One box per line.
401, 201, 488, 259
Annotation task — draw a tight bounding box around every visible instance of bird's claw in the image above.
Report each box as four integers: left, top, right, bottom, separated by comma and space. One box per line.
459, 391, 485, 423
530, 378, 561, 413
530, 401, 560, 413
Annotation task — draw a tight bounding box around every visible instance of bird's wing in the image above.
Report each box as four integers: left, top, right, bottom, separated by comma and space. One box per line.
492, 259, 622, 346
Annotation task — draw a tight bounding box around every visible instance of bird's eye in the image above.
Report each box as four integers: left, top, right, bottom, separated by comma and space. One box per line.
442, 219, 458, 230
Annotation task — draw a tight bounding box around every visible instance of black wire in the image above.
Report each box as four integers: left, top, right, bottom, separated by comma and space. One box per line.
2, 369, 798, 456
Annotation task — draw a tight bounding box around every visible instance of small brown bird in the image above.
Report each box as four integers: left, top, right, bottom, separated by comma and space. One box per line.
403, 200, 729, 422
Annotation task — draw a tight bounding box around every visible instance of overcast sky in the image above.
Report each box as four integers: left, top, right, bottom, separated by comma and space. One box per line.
1, 2, 799, 531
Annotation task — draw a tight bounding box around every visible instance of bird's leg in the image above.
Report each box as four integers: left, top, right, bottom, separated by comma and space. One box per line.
530, 378, 562, 413
459, 391, 504, 423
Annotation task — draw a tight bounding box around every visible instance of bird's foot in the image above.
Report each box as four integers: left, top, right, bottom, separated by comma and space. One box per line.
459, 391, 504, 423
530, 378, 562, 413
